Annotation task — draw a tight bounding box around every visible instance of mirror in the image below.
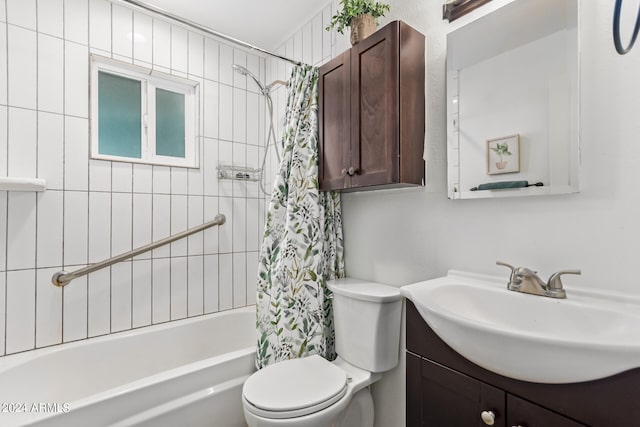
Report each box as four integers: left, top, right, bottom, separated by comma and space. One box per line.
446, 0, 579, 199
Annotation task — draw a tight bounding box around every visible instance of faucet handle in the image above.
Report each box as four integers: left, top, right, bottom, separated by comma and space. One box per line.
546, 269, 581, 298
496, 260, 516, 272
496, 261, 520, 290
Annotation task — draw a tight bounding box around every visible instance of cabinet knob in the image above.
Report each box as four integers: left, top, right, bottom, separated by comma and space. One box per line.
347, 166, 358, 176
480, 410, 495, 425
341, 168, 348, 176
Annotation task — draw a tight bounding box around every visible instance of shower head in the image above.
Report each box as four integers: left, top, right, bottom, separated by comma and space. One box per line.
233, 64, 266, 94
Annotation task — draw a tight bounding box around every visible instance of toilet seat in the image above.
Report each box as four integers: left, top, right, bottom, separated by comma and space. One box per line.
243, 355, 348, 419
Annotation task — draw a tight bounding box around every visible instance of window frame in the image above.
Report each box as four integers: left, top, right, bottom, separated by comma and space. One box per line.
90, 55, 200, 168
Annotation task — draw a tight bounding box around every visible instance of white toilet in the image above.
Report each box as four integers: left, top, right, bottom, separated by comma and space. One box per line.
242, 278, 403, 427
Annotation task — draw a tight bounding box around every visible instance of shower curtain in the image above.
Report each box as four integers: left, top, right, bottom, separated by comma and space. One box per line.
255, 65, 344, 369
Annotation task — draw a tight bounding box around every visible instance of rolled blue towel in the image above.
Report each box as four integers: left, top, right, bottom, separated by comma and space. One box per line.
470, 181, 543, 191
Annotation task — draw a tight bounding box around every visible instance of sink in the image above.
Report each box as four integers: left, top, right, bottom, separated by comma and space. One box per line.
401, 271, 640, 383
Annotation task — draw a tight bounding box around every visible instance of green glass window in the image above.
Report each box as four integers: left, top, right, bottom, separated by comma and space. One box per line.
98, 71, 142, 158
91, 55, 198, 168
155, 88, 186, 158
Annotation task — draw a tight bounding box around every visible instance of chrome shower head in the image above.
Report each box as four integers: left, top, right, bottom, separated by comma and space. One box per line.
233, 64, 266, 94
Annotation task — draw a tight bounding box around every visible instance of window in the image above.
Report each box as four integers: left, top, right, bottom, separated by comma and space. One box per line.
90, 55, 199, 168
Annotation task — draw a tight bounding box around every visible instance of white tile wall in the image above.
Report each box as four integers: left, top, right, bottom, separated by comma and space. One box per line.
111, 261, 132, 332
0, 194, 6, 273
88, 268, 110, 337
187, 255, 204, 316
38, 34, 64, 114
64, 0, 88, 45
62, 275, 87, 342
0, 273, 4, 354
7, 0, 36, 30
6, 270, 36, 353
132, 259, 151, 327
8, 108, 37, 179
37, 0, 63, 38
37, 191, 64, 268
36, 267, 63, 348
6, 193, 37, 270
0, 0, 271, 357
38, 112, 64, 189
0, 25, 7, 106
152, 257, 171, 323
90, 0, 111, 52
132, 12, 152, 64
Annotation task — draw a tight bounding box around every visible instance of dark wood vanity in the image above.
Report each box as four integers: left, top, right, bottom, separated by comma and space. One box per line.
406, 300, 640, 426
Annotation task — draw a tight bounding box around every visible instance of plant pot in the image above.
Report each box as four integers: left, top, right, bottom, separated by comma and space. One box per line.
350, 14, 377, 45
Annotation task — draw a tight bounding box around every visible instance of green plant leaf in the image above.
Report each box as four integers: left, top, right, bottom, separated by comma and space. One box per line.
325, 0, 391, 33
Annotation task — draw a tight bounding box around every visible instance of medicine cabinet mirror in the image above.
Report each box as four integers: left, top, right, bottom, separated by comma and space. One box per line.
446, 0, 579, 199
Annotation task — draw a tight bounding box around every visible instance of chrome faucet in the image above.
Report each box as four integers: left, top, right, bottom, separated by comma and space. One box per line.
496, 261, 581, 299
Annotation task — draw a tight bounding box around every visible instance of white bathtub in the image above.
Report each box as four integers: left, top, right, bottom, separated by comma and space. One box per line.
0, 306, 256, 427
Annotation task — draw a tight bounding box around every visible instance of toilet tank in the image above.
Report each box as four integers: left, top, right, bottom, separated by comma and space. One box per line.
327, 278, 402, 373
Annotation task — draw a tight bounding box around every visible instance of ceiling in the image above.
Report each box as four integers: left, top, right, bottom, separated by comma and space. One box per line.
139, 0, 327, 50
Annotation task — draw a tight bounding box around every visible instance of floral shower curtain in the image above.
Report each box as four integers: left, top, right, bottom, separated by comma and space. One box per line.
255, 65, 345, 369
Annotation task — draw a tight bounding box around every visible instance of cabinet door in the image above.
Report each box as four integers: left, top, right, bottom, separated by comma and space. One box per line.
318, 51, 351, 191
421, 358, 505, 427
507, 395, 586, 427
350, 22, 399, 188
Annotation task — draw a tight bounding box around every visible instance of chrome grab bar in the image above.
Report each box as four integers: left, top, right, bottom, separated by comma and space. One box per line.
51, 214, 226, 287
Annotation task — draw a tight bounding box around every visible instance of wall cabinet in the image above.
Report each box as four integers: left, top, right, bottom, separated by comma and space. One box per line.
318, 21, 425, 191
406, 300, 640, 426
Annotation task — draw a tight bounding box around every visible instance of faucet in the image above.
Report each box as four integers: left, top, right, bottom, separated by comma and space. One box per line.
496, 261, 581, 299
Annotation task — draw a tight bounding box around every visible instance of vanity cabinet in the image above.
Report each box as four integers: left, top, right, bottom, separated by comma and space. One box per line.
406, 300, 640, 426
318, 20, 425, 191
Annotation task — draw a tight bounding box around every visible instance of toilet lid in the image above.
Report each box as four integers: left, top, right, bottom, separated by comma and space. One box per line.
243, 355, 348, 418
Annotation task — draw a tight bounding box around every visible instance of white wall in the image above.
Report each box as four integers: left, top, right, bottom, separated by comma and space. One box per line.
457, 31, 569, 190
343, 0, 640, 293
278, 0, 640, 425
0, 0, 269, 357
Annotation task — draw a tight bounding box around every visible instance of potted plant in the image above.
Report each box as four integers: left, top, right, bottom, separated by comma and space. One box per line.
326, 0, 391, 45
490, 142, 512, 170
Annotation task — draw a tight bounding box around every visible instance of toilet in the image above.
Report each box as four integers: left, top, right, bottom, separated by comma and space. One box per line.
242, 278, 403, 427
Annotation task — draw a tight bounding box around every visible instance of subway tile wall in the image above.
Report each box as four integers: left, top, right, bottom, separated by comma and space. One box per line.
263, 1, 343, 190
0, 0, 269, 356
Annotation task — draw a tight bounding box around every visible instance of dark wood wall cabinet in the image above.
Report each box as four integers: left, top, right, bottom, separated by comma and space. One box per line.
318, 21, 425, 192
406, 300, 640, 426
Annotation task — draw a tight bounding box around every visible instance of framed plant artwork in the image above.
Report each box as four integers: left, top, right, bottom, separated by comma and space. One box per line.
487, 134, 520, 174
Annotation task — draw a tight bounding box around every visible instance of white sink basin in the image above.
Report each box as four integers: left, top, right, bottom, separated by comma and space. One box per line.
401, 271, 640, 383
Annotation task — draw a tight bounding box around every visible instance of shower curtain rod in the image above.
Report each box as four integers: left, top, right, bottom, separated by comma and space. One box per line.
119, 0, 303, 66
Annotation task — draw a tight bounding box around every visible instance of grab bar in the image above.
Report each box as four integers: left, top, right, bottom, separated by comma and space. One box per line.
52, 214, 226, 287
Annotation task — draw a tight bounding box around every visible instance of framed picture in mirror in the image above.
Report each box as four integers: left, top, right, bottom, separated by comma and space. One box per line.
487, 134, 520, 175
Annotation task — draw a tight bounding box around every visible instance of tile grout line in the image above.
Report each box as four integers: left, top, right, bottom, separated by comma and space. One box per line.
61, 0, 69, 347
33, 0, 40, 351
216, 39, 220, 313
167, 21, 173, 322
1, 0, 9, 357
150, 15, 155, 326
184, 24, 190, 318
130, 0, 136, 330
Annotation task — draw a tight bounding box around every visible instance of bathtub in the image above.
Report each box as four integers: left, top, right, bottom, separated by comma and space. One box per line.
0, 306, 256, 427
